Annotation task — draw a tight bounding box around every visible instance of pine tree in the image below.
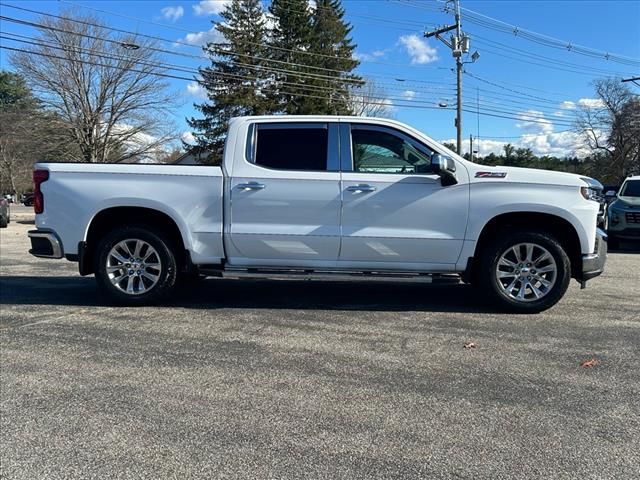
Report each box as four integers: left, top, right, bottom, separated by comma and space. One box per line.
186, 0, 270, 164
267, 0, 314, 114
308, 0, 361, 114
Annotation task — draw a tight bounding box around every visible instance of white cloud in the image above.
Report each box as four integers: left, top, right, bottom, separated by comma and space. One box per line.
353, 49, 389, 63
402, 90, 416, 100
161, 6, 184, 22
560, 100, 576, 110
186, 81, 208, 99
398, 34, 438, 64
578, 98, 605, 109
441, 132, 586, 158
193, 0, 231, 16
181, 131, 196, 145
353, 52, 372, 62
178, 27, 223, 46
516, 110, 553, 134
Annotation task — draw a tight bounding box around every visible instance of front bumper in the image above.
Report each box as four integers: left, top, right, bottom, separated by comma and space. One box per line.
28, 229, 64, 259
608, 227, 640, 240
578, 228, 607, 284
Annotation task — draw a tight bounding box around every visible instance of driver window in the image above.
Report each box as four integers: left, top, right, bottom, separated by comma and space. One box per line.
351, 128, 434, 174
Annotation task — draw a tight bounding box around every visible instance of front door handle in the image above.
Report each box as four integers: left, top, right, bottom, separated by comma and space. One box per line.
236, 182, 266, 191
346, 184, 376, 193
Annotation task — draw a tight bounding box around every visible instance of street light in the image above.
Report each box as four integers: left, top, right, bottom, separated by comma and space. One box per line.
120, 42, 140, 50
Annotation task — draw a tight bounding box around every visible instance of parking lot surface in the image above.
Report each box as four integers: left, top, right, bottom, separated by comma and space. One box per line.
1, 205, 639, 479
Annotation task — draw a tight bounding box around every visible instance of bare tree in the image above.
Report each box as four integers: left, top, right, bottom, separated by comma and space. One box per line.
348, 78, 395, 118
10, 13, 178, 163
1, 71, 78, 195
0, 108, 78, 195
575, 78, 640, 183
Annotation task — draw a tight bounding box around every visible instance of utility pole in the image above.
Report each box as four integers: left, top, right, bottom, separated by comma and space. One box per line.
454, 0, 463, 155
425, 0, 478, 155
469, 134, 473, 162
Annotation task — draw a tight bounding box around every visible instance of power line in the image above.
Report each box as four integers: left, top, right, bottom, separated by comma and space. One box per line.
2, 42, 580, 127
464, 72, 561, 105
399, 0, 639, 66
451, 2, 640, 66
0, 44, 196, 81
471, 33, 635, 77
1, 4, 585, 126
0, 9, 456, 88
1, 2, 446, 70
472, 40, 636, 78
0, 44, 452, 111
0, 27, 456, 98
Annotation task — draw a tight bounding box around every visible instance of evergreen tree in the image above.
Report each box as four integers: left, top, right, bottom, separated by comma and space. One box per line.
187, 0, 270, 164
267, 0, 314, 114
308, 0, 361, 114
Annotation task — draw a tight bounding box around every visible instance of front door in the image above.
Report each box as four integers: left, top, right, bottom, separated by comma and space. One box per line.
227, 122, 342, 268
339, 123, 469, 270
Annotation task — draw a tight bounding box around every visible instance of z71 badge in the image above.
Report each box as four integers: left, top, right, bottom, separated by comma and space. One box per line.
475, 172, 507, 178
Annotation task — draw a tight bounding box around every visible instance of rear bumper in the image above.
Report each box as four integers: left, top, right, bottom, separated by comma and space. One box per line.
578, 228, 607, 283
28, 229, 64, 259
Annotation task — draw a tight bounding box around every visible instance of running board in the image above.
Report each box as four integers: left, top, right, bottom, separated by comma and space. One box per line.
197, 266, 461, 284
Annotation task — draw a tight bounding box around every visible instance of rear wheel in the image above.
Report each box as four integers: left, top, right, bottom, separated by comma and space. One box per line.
94, 226, 177, 305
479, 230, 571, 313
0, 214, 7, 228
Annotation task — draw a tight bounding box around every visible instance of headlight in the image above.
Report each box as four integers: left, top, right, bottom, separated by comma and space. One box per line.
610, 210, 620, 224
580, 177, 603, 203
580, 186, 601, 201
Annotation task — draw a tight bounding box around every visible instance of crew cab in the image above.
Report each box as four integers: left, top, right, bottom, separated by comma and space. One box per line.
28, 116, 607, 312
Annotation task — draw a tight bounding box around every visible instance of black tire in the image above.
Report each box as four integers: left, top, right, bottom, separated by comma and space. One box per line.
607, 234, 619, 250
0, 215, 7, 228
478, 230, 571, 313
94, 226, 178, 306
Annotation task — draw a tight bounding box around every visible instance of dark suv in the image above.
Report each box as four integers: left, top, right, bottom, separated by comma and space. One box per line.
607, 176, 640, 248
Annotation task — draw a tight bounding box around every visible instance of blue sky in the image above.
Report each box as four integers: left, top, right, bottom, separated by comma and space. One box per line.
1, 0, 639, 157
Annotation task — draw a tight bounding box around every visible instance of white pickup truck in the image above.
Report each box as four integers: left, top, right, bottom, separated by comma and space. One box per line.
28, 116, 607, 312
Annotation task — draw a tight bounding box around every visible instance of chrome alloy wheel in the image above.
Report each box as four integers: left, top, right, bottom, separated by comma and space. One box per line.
106, 239, 162, 295
495, 243, 557, 302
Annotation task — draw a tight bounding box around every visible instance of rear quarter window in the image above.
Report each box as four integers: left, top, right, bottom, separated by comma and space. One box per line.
254, 125, 328, 171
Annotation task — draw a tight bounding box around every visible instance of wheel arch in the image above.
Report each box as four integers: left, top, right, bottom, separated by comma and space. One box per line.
470, 212, 583, 280
81, 206, 190, 275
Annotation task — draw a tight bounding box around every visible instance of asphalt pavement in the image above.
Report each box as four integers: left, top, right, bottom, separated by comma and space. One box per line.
1, 205, 639, 479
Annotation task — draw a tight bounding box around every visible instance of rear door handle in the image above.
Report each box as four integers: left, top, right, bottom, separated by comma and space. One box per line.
236, 182, 266, 190
346, 184, 376, 193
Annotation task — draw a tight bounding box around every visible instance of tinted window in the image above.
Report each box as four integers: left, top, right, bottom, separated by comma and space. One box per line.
255, 126, 328, 171
351, 128, 433, 174
621, 180, 640, 197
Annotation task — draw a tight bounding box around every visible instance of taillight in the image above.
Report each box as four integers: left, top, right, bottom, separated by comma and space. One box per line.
33, 169, 49, 214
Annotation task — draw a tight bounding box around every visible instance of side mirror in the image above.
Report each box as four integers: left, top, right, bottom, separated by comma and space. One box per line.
432, 154, 458, 186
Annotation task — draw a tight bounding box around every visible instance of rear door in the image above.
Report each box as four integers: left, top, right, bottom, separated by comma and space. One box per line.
226, 122, 342, 268
339, 123, 469, 269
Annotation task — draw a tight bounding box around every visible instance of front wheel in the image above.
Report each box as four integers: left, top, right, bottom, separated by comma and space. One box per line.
94, 226, 178, 305
478, 230, 571, 313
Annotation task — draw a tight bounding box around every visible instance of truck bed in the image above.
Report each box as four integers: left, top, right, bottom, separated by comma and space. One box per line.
35, 163, 225, 264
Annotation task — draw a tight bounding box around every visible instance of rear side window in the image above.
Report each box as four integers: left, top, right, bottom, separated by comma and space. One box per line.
254, 125, 328, 171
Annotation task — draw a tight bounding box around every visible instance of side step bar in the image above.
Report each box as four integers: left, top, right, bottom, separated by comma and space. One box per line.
197, 266, 461, 284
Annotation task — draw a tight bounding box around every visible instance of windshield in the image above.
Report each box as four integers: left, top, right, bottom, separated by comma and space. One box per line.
620, 180, 640, 197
